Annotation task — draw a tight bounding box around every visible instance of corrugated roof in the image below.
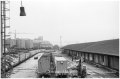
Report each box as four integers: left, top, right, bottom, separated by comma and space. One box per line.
62, 42, 95, 51
62, 39, 119, 56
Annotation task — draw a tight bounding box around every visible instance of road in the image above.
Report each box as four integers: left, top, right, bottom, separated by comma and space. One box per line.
7, 53, 44, 78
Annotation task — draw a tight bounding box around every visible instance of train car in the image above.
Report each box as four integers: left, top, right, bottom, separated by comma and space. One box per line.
37, 53, 51, 77
54, 56, 69, 77
37, 52, 70, 78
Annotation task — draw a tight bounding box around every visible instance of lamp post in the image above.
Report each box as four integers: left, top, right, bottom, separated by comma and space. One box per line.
20, 1, 26, 16
60, 36, 62, 50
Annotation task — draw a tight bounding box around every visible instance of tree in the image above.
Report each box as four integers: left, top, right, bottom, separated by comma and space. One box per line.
53, 45, 59, 50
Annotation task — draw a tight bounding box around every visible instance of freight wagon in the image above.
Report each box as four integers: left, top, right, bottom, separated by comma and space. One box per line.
37, 53, 69, 78
37, 53, 51, 77
54, 56, 68, 77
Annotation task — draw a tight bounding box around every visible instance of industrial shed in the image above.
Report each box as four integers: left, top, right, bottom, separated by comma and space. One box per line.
62, 39, 119, 71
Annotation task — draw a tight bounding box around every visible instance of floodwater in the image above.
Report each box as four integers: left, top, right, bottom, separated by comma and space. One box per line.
7, 53, 44, 78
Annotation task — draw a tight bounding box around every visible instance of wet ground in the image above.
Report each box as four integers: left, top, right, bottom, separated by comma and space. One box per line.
7, 50, 119, 78
61, 53, 119, 78
7, 53, 44, 78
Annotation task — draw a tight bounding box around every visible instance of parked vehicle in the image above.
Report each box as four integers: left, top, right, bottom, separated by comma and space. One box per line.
34, 56, 38, 59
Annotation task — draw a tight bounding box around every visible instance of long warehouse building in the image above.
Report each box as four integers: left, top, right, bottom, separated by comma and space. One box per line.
62, 39, 119, 71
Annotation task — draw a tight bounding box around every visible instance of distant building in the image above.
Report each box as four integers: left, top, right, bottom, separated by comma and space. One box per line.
37, 36, 43, 41
25, 39, 33, 49
33, 36, 53, 49
10, 39, 16, 47
33, 41, 40, 49
34, 36, 43, 42
6, 37, 53, 50
33, 40, 40, 49
40, 41, 53, 49
16, 38, 26, 49
33, 36, 43, 49
6, 38, 16, 48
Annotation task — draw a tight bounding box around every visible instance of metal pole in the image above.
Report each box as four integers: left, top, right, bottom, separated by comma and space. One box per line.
3, 1, 6, 56
1, 1, 3, 77
1, 1, 7, 77
1, 1, 10, 78
1, 1, 2, 58
3, 1, 6, 77
60, 36, 62, 47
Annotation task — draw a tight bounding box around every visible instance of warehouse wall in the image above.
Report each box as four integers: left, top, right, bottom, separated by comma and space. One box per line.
85, 53, 119, 70
104, 55, 108, 66
109, 56, 119, 70
113, 56, 119, 70
63, 49, 119, 70
89, 53, 93, 61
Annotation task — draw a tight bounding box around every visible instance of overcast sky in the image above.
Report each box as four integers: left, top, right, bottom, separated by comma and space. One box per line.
10, 0, 119, 46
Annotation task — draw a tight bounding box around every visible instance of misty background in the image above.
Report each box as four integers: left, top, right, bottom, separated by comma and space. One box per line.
10, 0, 119, 46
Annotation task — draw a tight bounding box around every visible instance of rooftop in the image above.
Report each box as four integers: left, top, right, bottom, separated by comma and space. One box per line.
62, 39, 119, 56
55, 56, 67, 61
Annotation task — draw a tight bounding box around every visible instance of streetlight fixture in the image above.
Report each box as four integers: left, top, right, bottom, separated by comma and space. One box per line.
20, 1, 26, 16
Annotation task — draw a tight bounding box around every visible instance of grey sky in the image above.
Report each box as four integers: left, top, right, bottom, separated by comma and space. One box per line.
10, 0, 119, 46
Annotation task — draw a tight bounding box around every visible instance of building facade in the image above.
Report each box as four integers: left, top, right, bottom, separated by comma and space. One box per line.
25, 39, 33, 49
16, 38, 26, 49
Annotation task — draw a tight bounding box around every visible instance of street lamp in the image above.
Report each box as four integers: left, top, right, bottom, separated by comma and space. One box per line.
20, 1, 26, 16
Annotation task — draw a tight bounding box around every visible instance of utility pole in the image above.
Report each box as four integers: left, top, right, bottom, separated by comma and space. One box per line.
14, 30, 17, 47
1, 1, 10, 78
